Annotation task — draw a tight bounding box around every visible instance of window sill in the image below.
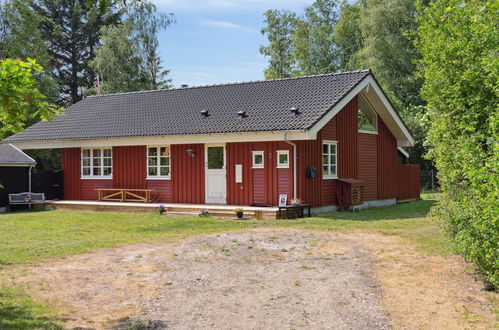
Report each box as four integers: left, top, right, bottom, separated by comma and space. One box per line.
252, 166, 264, 169
358, 130, 378, 135
81, 176, 113, 180
146, 177, 171, 180
323, 176, 338, 180
277, 165, 290, 169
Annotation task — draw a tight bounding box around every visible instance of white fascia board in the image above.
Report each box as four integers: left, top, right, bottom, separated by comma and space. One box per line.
307, 75, 414, 147
9, 144, 37, 163
0, 163, 33, 167
10, 130, 312, 150
398, 147, 410, 158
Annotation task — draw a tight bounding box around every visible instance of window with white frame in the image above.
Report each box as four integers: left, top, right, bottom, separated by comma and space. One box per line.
252, 151, 264, 168
358, 94, 378, 133
147, 146, 171, 178
82, 148, 112, 178
276, 150, 289, 168
322, 141, 337, 179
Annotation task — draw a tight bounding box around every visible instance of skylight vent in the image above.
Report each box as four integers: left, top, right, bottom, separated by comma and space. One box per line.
200, 109, 209, 117
237, 110, 247, 118
290, 106, 301, 115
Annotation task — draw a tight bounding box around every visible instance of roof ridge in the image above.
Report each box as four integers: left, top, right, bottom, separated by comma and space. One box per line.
87, 69, 372, 98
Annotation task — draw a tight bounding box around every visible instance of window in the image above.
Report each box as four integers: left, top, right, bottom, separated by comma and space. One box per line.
322, 141, 337, 179
276, 150, 289, 168
82, 148, 112, 178
147, 146, 171, 179
252, 151, 264, 168
358, 94, 378, 133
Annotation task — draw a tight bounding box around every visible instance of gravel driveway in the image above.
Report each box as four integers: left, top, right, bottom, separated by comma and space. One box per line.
122, 230, 391, 329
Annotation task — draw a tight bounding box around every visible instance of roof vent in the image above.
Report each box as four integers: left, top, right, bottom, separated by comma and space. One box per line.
181, 84, 188, 88
200, 109, 209, 117
237, 110, 247, 118
289, 106, 301, 115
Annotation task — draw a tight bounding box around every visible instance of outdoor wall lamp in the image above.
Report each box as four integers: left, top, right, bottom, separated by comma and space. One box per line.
186, 148, 195, 158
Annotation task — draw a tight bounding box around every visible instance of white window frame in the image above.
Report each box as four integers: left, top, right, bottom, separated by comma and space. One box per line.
252, 151, 264, 169
146, 146, 171, 180
276, 150, 290, 169
81, 148, 112, 179
322, 141, 338, 179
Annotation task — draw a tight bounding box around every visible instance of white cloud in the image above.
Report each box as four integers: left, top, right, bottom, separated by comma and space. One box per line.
202, 20, 245, 29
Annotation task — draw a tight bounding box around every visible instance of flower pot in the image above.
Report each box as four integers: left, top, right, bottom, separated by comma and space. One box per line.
236, 211, 244, 219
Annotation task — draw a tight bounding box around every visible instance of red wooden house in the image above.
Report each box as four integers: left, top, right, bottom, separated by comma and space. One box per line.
3, 70, 420, 211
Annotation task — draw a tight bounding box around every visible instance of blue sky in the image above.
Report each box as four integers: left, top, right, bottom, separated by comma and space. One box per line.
152, 0, 314, 87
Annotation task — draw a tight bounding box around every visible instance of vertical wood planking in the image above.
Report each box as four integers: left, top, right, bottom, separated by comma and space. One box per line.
112, 146, 146, 189
358, 133, 378, 200
397, 164, 420, 200
171, 144, 205, 204
377, 120, 398, 199
61, 148, 81, 200
337, 96, 358, 179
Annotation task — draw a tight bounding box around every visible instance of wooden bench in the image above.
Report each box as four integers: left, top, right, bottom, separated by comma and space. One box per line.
96, 189, 155, 203
9, 192, 45, 209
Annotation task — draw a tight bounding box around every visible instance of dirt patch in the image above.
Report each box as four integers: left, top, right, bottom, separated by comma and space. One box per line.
1, 228, 496, 329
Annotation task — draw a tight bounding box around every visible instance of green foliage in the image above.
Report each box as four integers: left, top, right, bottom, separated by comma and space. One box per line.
259, 9, 297, 79
333, 1, 364, 70
416, 0, 499, 289
31, 0, 122, 103
0, 58, 58, 138
90, 1, 173, 93
292, 0, 339, 75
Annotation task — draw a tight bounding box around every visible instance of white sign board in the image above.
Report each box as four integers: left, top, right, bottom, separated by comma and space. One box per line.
235, 164, 243, 183
278, 194, 288, 207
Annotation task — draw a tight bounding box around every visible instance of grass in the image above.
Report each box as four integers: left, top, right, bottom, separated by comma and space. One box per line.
0, 194, 450, 328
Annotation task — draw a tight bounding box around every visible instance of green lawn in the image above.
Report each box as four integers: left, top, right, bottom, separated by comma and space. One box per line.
0, 194, 448, 329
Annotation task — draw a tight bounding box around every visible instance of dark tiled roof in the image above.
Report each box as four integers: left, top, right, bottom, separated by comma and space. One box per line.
0, 144, 36, 165
3, 70, 371, 143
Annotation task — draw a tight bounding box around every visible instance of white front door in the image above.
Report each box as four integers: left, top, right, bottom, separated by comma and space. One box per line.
205, 144, 226, 204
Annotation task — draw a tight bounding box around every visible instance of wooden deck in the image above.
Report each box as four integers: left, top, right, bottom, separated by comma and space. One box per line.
49, 200, 280, 219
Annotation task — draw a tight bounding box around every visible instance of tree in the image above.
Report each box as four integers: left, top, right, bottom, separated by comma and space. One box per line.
260, 9, 297, 79
416, 0, 498, 288
355, 0, 423, 108
292, 0, 339, 75
333, 1, 364, 70
0, 58, 58, 138
32, 0, 121, 103
0, 0, 58, 103
90, 1, 173, 93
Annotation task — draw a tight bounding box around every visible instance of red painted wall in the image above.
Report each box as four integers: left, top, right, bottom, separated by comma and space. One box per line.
171, 144, 205, 204
81, 179, 112, 200
337, 97, 358, 179
112, 146, 146, 189
147, 180, 173, 203
358, 133, 378, 201
377, 120, 398, 199
61, 148, 81, 200
226, 141, 293, 206
397, 164, 420, 201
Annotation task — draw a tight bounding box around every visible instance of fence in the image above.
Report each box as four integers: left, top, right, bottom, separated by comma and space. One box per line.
398, 164, 420, 201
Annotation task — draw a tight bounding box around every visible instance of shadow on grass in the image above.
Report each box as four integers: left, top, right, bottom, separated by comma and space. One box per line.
0, 289, 62, 330
313, 198, 436, 222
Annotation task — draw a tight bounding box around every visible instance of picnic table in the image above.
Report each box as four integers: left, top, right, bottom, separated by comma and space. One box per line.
96, 188, 155, 203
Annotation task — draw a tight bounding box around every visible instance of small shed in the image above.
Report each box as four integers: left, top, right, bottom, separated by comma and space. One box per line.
0, 144, 36, 206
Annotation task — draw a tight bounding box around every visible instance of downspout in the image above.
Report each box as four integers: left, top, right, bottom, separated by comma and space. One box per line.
284, 132, 297, 199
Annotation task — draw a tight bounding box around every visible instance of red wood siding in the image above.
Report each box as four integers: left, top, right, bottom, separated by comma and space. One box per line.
61, 148, 81, 200
377, 120, 398, 199
397, 164, 420, 201
171, 144, 205, 204
226, 141, 293, 206
226, 142, 253, 205
147, 180, 173, 203
252, 170, 265, 204
112, 146, 146, 189
337, 96, 358, 179
81, 179, 112, 200
358, 133, 378, 200
295, 139, 322, 207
